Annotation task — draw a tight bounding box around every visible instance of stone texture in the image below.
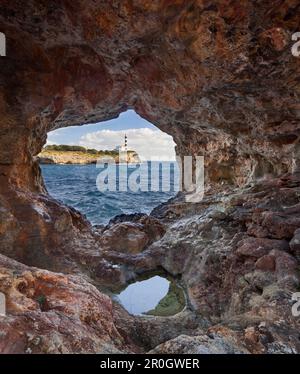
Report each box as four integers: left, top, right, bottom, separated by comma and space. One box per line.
0, 253, 136, 353
0, 0, 300, 269
290, 228, 300, 261
255, 255, 276, 272
99, 215, 165, 254
149, 333, 248, 354
0, 0, 300, 355
236, 238, 289, 259
143, 174, 300, 353
99, 222, 150, 254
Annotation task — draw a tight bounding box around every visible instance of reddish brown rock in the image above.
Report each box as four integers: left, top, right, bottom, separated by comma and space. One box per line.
99, 215, 165, 254
259, 27, 290, 52
147, 175, 300, 348
0, 1, 300, 355
236, 237, 289, 259
244, 327, 261, 350
259, 210, 300, 240
255, 255, 276, 272
0, 254, 136, 354
271, 249, 299, 288
100, 223, 149, 254
0, 0, 300, 261
149, 333, 248, 354
290, 228, 300, 261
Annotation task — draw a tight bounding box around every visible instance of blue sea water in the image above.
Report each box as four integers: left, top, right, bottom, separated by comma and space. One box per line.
41, 162, 179, 225
116, 275, 170, 316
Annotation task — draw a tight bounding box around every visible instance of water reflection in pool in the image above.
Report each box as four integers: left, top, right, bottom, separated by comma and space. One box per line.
115, 275, 185, 316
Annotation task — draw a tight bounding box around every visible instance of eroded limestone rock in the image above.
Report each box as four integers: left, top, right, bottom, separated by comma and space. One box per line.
0, 1, 300, 354
0, 254, 136, 353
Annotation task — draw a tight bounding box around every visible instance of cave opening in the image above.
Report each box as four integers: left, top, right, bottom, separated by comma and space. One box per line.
39, 110, 179, 226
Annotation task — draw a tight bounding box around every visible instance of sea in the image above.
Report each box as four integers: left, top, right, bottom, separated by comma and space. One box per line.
41, 162, 179, 225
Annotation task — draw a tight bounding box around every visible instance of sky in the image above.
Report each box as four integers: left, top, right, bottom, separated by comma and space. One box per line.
47, 110, 176, 161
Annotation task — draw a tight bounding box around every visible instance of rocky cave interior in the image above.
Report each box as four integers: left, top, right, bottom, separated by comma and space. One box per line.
0, 0, 300, 354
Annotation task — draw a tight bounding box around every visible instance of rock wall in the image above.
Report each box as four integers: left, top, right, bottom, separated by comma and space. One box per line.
0, 0, 300, 354
1, 1, 300, 181
1, 0, 300, 262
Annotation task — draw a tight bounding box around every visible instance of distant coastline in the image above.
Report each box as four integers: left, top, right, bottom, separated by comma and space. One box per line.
37, 145, 140, 165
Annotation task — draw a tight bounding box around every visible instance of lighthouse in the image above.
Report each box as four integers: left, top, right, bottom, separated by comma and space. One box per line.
124, 133, 128, 151
114, 134, 128, 152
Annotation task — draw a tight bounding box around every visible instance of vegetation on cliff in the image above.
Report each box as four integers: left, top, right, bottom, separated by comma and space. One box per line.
44, 145, 119, 155
38, 145, 140, 164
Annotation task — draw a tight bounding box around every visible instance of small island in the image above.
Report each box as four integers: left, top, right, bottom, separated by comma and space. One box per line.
38, 145, 140, 165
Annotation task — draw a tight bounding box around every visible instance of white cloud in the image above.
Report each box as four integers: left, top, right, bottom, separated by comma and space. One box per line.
79, 128, 176, 161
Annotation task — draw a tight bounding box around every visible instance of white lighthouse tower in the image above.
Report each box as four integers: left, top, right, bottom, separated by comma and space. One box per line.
124, 133, 128, 151
115, 134, 129, 163
114, 134, 128, 152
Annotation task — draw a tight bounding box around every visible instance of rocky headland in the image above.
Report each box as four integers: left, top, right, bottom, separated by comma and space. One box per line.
38, 145, 140, 165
